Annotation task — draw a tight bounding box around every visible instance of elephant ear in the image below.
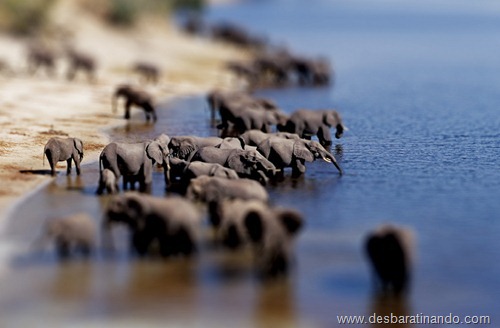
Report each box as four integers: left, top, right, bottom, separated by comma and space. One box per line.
244, 210, 265, 243
293, 141, 314, 162
73, 138, 84, 155
275, 209, 303, 236
323, 110, 339, 127
227, 153, 247, 174
146, 141, 165, 165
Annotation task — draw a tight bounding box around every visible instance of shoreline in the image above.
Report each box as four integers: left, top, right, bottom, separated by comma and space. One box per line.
0, 3, 246, 221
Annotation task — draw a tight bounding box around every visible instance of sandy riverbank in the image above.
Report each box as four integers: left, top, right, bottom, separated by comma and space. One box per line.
0, 1, 246, 219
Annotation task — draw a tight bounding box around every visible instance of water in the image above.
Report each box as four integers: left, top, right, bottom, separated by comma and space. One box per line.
1, 0, 500, 326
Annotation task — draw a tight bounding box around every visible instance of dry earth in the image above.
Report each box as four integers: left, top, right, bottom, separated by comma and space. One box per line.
0, 1, 247, 219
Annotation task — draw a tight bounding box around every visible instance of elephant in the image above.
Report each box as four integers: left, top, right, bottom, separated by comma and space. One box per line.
278, 109, 345, 147
215, 137, 245, 150
35, 213, 97, 259
240, 130, 300, 147
191, 147, 276, 184
96, 168, 119, 195
365, 225, 414, 295
44, 137, 84, 176
257, 137, 342, 176
97, 139, 167, 193
225, 61, 259, 88
168, 157, 239, 184
290, 57, 332, 86
27, 44, 56, 76
186, 176, 269, 204
133, 62, 160, 84
211, 22, 267, 49
206, 90, 279, 129
211, 199, 303, 276
230, 107, 288, 136
112, 84, 157, 122
65, 48, 97, 82
104, 193, 202, 257
168, 135, 223, 160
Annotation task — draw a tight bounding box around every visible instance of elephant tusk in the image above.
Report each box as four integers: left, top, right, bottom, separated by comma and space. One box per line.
322, 155, 332, 163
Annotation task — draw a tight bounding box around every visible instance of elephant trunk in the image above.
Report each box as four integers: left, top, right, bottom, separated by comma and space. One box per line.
321, 152, 343, 175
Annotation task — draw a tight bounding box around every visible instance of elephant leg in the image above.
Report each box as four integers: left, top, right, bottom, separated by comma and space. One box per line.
131, 231, 153, 257
318, 126, 332, 147
56, 238, 70, 259
292, 159, 306, 178
125, 99, 132, 119
74, 157, 81, 176
151, 110, 157, 122
96, 176, 105, 195
66, 159, 72, 175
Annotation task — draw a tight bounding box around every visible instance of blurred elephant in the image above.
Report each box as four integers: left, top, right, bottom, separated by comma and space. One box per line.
97, 139, 167, 193
66, 48, 97, 82
278, 109, 345, 146
212, 199, 303, 276
133, 61, 160, 84
186, 176, 269, 204
168, 135, 223, 160
104, 193, 201, 257
365, 225, 414, 295
257, 137, 342, 176
231, 107, 288, 136
112, 84, 157, 122
36, 213, 96, 259
207, 90, 279, 129
191, 147, 276, 184
27, 44, 56, 76
215, 137, 245, 150
290, 57, 332, 86
44, 137, 84, 176
240, 130, 300, 147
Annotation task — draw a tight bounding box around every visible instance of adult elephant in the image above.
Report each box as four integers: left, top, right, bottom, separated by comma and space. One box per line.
186, 176, 268, 204
231, 107, 288, 136
211, 199, 303, 276
257, 137, 342, 177
112, 84, 156, 122
278, 109, 345, 147
44, 137, 84, 176
97, 139, 167, 194
168, 135, 223, 160
167, 157, 239, 190
104, 193, 202, 257
240, 130, 300, 147
191, 147, 276, 184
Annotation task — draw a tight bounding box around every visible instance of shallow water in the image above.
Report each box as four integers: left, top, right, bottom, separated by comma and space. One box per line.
1, 0, 500, 326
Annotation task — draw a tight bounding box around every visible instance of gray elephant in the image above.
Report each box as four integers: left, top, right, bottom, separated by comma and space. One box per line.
104, 193, 201, 257
66, 47, 97, 82
186, 176, 269, 204
44, 137, 84, 176
240, 129, 300, 147
168, 135, 223, 160
168, 157, 239, 185
97, 168, 119, 194
112, 84, 156, 122
278, 109, 345, 146
215, 137, 246, 150
365, 224, 414, 295
212, 199, 303, 276
191, 147, 276, 184
35, 213, 97, 259
230, 107, 288, 136
97, 139, 167, 193
257, 137, 342, 177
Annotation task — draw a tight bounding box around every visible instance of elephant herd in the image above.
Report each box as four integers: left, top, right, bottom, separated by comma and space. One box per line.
40, 87, 414, 292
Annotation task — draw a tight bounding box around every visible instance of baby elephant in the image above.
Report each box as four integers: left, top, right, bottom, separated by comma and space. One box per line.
44, 137, 84, 176
104, 193, 202, 257
97, 168, 119, 194
365, 224, 414, 295
212, 199, 304, 277
37, 213, 97, 259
